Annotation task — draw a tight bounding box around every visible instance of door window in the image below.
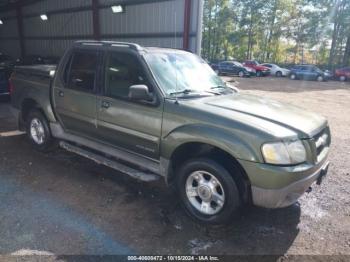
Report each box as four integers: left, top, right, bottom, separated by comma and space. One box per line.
105, 52, 149, 99
67, 51, 99, 92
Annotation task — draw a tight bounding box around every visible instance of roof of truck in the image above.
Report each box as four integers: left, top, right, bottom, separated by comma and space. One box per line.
74, 40, 190, 54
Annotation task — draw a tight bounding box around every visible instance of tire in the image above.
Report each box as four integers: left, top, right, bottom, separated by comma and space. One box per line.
177, 158, 241, 225
214, 69, 221, 76
290, 73, 297, 80
256, 71, 262, 77
276, 71, 282, 77
339, 76, 346, 82
238, 71, 245, 77
26, 109, 56, 152
317, 75, 324, 82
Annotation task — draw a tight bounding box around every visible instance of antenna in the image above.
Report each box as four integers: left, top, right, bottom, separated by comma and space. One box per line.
174, 11, 177, 49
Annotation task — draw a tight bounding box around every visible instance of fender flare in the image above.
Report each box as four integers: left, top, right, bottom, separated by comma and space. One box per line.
161, 124, 261, 163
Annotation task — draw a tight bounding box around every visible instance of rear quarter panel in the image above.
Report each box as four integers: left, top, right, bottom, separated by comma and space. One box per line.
11, 72, 56, 122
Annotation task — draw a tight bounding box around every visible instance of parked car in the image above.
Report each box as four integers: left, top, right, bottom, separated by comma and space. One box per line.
213, 61, 252, 77
260, 63, 290, 77
243, 60, 270, 76
15, 55, 45, 66
335, 67, 350, 81
11, 41, 330, 225
289, 65, 331, 82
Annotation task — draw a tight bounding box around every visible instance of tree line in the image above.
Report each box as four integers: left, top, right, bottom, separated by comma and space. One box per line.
201, 0, 350, 68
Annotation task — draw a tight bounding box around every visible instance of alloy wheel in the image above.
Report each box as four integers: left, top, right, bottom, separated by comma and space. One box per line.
185, 170, 225, 215
30, 118, 46, 145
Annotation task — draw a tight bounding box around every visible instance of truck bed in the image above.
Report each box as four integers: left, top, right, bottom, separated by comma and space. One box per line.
15, 64, 56, 79
11, 65, 57, 115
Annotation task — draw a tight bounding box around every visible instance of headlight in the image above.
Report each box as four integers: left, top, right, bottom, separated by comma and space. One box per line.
261, 140, 306, 165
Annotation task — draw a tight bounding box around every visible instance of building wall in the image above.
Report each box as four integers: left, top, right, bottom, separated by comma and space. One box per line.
0, 0, 203, 58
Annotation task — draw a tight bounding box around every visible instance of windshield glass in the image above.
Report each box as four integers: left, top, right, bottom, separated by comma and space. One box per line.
144, 51, 230, 97
233, 61, 243, 67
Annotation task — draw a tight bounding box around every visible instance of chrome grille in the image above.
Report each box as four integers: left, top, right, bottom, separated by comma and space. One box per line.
312, 127, 331, 163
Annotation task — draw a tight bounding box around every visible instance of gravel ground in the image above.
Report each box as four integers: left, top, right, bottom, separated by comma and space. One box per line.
0, 78, 349, 259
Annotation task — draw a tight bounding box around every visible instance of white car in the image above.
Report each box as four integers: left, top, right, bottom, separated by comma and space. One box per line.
261, 63, 290, 77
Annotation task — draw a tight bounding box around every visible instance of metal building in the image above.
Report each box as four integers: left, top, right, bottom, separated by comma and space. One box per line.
0, 0, 203, 58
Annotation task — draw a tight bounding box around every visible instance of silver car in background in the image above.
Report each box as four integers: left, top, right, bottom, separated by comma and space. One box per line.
261, 63, 290, 77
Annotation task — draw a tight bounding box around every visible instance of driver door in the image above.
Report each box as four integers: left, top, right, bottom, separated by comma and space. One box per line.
96, 50, 163, 160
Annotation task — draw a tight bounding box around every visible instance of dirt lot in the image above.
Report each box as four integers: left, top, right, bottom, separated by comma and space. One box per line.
0, 77, 349, 259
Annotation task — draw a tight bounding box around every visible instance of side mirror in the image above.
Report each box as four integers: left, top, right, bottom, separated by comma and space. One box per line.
129, 85, 153, 101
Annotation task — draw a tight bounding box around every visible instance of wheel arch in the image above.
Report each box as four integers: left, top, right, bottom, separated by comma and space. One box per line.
167, 141, 252, 204
21, 98, 41, 121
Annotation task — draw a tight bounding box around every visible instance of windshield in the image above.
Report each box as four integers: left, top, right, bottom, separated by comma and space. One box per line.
144, 51, 230, 97
233, 61, 243, 67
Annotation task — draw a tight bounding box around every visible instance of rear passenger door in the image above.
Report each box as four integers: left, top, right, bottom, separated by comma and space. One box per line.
96, 50, 163, 160
303, 66, 316, 80
53, 50, 101, 139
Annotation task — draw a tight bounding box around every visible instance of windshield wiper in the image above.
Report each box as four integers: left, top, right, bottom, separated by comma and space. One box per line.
210, 85, 228, 90
211, 85, 239, 93
169, 89, 197, 96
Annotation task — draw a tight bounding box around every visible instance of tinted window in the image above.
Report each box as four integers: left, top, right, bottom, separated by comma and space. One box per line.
67, 51, 98, 92
105, 52, 149, 99
63, 54, 73, 85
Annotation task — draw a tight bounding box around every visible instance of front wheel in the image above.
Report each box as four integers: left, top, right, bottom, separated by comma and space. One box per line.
256, 71, 262, 77
238, 71, 245, 77
290, 73, 297, 80
339, 76, 346, 82
26, 109, 56, 152
317, 75, 324, 82
177, 158, 241, 225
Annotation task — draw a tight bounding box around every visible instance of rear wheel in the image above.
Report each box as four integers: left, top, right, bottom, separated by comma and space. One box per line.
276, 71, 282, 77
339, 75, 346, 82
26, 109, 56, 152
177, 158, 241, 225
256, 71, 262, 77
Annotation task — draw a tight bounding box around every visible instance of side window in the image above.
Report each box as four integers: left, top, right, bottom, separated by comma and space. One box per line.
63, 54, 73, 85
67, 51, 99, 92
105, 52, 149, 99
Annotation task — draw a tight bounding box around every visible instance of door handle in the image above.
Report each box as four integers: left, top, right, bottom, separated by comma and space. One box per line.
58, 91, 64, 97
101, 101, 110, 109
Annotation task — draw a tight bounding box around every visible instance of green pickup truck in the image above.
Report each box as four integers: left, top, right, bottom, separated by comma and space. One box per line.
11, 41, 330, 224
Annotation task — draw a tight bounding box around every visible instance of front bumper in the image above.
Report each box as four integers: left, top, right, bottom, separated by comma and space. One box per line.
251, 161, 329, 208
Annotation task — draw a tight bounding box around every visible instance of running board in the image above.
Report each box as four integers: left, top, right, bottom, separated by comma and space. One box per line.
60, 141, 160, 182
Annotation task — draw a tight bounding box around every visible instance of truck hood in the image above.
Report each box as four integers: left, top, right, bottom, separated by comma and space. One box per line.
203, 93, 327, 137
